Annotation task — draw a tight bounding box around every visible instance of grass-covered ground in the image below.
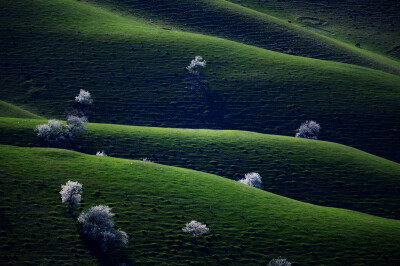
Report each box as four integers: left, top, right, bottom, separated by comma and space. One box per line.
0, 101, 41, 119
1, 0, 400, 162
87, 0, 400, 74
1, 145, 400, 265
1, 0, 399, 264
228, 0, 400, 60
1, 117, 399, 220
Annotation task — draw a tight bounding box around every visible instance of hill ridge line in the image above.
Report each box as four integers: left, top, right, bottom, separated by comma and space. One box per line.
84, 0, 400, 75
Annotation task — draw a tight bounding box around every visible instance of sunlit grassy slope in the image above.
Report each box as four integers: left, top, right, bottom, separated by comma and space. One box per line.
228, 0, 400, 60
0, 0, 400, 162
0, 101, 42, 119
1, 144, 400, 265
1, 117, 399, 220
87, 0, 400, 74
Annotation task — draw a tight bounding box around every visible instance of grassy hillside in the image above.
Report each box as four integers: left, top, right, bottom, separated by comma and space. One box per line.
0, 101, 42, 119
1, 117, 399, 220
1, 144, 400, 265
1, 0, 400, 162
228, 0, 400, 59
87, 0, 400, 74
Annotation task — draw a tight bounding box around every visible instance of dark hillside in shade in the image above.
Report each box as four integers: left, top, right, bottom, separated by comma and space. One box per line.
228, 0, 400, 60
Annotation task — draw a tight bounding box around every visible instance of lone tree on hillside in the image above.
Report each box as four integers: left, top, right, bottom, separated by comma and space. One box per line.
185, 56, 226, 124
186, 56, 207, 91
295, 120, 320, 140
182, 220, 210, 239
75, 89, 93, 105
77, 205, 128, 252
70, 89, 94, 119
268, 258, 292, 266
238, 172, 262, 188
187, 56, 207, 74
60, 180, 83, 210
35, 119, 71, 147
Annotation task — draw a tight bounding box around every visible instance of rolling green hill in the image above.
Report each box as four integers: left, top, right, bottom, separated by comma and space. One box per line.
2, 0, 400, 265
1, 144, 400, 265
0, 100, 42, 119
1, 117, 399, 220
228, 0, 400, 60
1, 0, 400, 162
86, 0, 400, 74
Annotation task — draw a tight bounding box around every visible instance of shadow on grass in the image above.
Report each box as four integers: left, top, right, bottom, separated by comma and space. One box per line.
80, 236, 134, 266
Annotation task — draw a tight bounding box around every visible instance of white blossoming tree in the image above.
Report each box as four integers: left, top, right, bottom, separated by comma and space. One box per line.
35, 119, 70, 146
182, 220, 210, 239
60, 180, 83, 210
67, 115, 88, 138
268, 258, 292, 266
238, 172, 262, 188
77, 205, 128, 252
35, 116, 88, 146
295, 120, 320, 140
75, 89, 93, 105
187, 56, 206, 74
186, 56, 207, 91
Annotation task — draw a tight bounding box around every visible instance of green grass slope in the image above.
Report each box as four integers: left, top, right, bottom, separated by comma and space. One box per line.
1, 117, 399, 220
228, 0, 400, 60
87, 0, 400, 74
1, 144, 400, 265
0, 100, 42, 119
1, 0, 400, 161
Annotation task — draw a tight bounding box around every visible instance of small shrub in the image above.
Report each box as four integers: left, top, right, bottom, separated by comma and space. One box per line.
186, 56, 207, 91
35, 120, 70, 146
182, 220, 209, 238
186, 56, 206, 74
238, 172, 262, 188
295, 120, 320, 139
66, 115, 88, 139
77, 205, 128, 252
60, 180, 82, 210
75, 89, 93, 105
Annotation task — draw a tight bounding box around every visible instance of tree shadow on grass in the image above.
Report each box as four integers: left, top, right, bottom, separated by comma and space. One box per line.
80, 237, 134, 266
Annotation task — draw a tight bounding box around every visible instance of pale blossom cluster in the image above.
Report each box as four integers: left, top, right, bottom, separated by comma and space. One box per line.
35, 120, 70, 145
268, 258, 292, 266
186, 56, 206, 74
182, 220, 210, 237
96, 151, 107, 156
238, 172, 262, 188
186, 56, 207, 91
60, 180, 83, 209
66, 115, 87, 126
295, 120, 320, 140
35, 116, 88, 146
75, 89, 93, 105
77, 205, 128, 252
67, 115, 88, 138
